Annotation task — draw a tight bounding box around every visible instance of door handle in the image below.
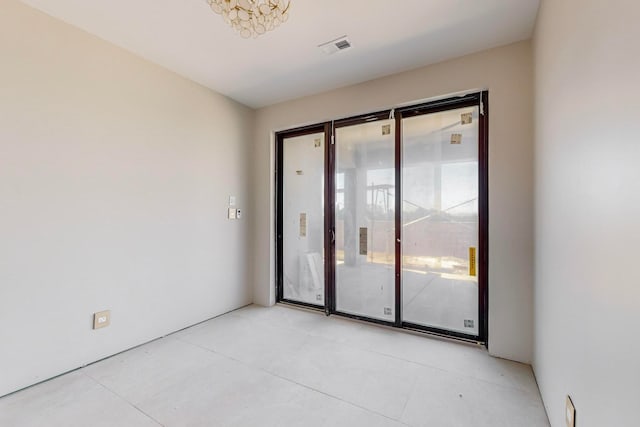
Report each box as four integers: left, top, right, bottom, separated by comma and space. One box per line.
329, 228, 335, 244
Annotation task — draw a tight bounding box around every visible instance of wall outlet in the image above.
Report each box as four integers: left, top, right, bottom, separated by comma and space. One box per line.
566, 395, 575, 427
93, 310, 110, 329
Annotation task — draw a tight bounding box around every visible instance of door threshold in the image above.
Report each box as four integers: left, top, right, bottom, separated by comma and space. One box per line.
276, 301, 485, 348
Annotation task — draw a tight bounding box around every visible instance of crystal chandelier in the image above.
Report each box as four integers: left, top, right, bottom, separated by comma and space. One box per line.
207, 0, 291, 38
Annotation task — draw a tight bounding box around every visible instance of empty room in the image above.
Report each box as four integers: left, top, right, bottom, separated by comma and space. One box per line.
1, 0, 638, 426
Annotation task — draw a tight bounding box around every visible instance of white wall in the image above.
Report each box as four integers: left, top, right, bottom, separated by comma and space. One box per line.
533, 1, 640, 426
0, 1, 254, 397
252, 41, 534, 363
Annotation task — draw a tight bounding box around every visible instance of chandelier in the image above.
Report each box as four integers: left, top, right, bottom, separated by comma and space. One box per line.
207, 0, 291, 38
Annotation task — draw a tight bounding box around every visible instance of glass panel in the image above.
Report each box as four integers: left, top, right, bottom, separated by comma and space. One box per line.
402, 106, 479, 335
335, 120, 395, 322
282, 132, 325, 306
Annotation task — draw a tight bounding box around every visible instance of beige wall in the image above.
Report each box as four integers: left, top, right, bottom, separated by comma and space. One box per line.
0, 1, 254, 396
252, 41, 534, 363
533, 0, 640, 425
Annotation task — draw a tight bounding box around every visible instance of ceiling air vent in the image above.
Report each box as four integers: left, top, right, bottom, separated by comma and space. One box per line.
318, 36, 352, 55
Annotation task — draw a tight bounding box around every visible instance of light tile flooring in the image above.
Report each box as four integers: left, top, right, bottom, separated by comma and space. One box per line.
0, 304, 550, 427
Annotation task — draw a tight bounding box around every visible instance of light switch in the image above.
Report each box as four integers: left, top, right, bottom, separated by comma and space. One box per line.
228, 208, 237, 219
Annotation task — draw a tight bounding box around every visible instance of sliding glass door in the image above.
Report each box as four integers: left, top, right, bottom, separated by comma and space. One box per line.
401, 105, 481, 336
275, 92, 487, 342
334, 117, 396, 322
276, 125, 329, 308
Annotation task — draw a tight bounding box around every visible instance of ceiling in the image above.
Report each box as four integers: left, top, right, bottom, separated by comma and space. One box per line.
20, 0, 540, 108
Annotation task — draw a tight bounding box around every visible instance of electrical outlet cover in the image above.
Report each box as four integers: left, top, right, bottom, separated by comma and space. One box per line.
93, 310, 111, 329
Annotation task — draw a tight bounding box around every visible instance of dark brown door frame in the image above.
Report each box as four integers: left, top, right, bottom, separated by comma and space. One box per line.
275, 92, 489, 344
275, 123, 331, 310
329, 110, 398, 328
395, 92, 489, 343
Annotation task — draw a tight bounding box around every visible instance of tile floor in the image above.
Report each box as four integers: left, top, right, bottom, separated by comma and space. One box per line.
0, 304, 550, 427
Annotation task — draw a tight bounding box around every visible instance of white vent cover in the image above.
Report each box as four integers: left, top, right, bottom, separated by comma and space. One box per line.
318, 35, 352, 55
